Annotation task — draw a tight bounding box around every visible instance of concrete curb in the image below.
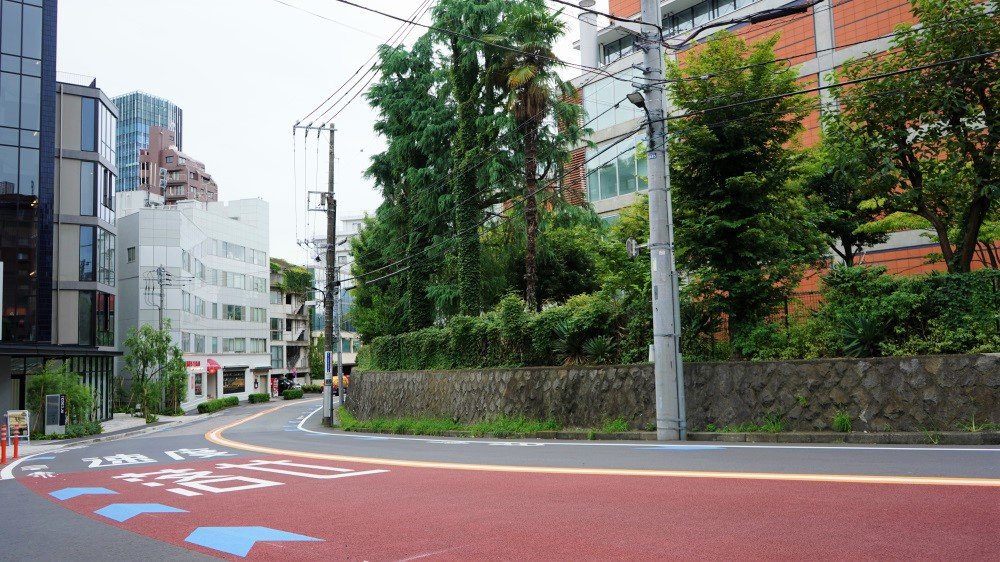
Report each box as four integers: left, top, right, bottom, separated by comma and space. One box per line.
334, 426, 1000, 445
25, 412, 222, 451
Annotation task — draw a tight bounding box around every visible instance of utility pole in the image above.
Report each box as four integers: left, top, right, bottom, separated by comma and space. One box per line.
296, 121, 337, 424
334, 265, 344, 407
639, 0, 684, 441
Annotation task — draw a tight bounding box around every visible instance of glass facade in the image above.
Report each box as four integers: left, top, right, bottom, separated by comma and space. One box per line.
78, 225, 115, 285
111, 91, 182, 191
0, 0, 52, 342
662, 0, 761, 38
586, 135, 648, 203
77, 290, 114, 347
582, 72, 643, 131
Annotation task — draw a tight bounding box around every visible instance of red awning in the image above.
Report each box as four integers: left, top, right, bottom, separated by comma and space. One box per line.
206, 358, 221, 374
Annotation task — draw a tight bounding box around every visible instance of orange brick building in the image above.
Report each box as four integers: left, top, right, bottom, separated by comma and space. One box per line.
567, 0, 995, 288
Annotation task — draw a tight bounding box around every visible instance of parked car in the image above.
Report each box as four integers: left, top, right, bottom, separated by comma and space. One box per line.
277, 376, 301, 393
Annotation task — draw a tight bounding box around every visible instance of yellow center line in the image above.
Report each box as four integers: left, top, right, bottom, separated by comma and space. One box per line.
205, 401, 1000, 487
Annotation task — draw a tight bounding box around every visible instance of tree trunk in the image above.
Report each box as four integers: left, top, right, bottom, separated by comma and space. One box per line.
952, 196, 992, 273
523, 121, 540, 311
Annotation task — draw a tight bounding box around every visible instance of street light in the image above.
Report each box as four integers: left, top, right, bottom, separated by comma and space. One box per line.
626, 91, 646, 109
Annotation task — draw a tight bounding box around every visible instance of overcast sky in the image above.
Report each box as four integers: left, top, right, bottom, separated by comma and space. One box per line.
56, 0, 606, 263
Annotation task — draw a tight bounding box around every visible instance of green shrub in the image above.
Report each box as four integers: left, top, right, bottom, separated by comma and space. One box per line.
145, 413, 159, 424
282, 389, 304, 400
301, 385, 323, 393
26, 361, 94, 426
602, 418, 629, 433
30, 420, 102, 440
248, 393, 271, 403
832, 411, 853, 432
197, 396, 240, 414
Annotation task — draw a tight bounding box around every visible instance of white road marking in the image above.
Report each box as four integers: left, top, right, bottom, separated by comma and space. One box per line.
294, 407, 1000, 453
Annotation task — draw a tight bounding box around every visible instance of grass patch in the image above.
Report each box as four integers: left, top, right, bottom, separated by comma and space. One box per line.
959, 416, 999, 432
602, 418, 629, 433
714, 413, 786, 433
832, 411, 853, 433
338, 408, 564, 437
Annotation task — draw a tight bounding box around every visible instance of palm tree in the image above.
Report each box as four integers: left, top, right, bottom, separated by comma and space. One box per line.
498, 0, 584, 310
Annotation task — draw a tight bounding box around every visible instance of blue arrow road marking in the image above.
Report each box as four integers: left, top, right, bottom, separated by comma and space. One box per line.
95, 503, 188, 522
185, 526, 322, 556
636, 445, 726, 451
50, 487, 118, 500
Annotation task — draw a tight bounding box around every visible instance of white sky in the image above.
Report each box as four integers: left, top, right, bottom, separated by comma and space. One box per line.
57, 0, 608, 263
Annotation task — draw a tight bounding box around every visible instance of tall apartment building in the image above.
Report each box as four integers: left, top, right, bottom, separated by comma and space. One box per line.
268, 260, 310, 386
570, 0, 970, 276
116, 193, 270, 410
112, 91, 182, 193
1, 0, 119, 420
137, 126, 218, 203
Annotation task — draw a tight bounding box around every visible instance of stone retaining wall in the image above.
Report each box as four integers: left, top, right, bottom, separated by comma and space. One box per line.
345, 354, 1000, 432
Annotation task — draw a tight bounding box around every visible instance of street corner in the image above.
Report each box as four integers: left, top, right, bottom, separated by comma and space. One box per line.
16, 454, 391, 559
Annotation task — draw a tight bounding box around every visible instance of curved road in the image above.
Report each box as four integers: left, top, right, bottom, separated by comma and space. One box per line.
3, 398, 998, 560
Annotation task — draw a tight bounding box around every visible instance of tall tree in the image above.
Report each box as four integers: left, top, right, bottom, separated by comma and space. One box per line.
801, 118, 891, 266
122, 322, 185, 417
366, 35, 455, 329
667, 33, 824, 356
433, 0, 509, 316
495, 0, 584, 310
835, 0, 999, 273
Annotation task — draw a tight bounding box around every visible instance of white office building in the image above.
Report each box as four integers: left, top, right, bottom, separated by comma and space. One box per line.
116, 192, 271, 410
309, 214, 364, 372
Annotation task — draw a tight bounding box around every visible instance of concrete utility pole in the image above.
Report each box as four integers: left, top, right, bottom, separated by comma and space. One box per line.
325, 127, 337, 423
639, 0, 685, 441
334, 266, 344, 408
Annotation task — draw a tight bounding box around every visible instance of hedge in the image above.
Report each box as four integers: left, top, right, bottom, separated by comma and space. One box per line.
248, 393, 270, 403
197, 396, 240, 413
282, 388, 304, 400
301, 384, 323, 393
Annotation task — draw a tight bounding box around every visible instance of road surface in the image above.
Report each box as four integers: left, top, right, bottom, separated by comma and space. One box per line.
2, 397, 998, 560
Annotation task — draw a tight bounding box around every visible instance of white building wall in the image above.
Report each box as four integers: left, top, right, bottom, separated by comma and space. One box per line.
117, 197, 271, 411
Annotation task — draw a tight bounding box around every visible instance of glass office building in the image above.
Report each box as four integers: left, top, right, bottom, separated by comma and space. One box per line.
0, 0, 53, 343
111, 91, 182, 191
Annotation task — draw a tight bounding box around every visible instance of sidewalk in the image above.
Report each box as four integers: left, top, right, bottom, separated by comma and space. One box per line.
14, 412, 207, 457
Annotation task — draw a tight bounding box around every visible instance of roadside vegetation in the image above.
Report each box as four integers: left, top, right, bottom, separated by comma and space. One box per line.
349, 0, 998, 368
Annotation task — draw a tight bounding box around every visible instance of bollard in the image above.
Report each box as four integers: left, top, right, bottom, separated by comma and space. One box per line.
12, 423, 18, 460
1, 424, 6, 464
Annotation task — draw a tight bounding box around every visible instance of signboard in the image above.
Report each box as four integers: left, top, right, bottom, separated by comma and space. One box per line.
6, 410, 29, 444
185, 360, 202, 367
324, 351, 332, 378
270, 377, 279, 397
45, 394, 67, 435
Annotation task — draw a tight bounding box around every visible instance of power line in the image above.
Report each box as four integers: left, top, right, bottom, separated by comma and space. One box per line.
655, 49, 999, 125
294, 0, 436, 124
270, 0, 383, 39
327, 0, 633, 83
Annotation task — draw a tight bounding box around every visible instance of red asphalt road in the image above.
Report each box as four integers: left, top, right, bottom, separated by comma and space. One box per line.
19, 453, 1000, 560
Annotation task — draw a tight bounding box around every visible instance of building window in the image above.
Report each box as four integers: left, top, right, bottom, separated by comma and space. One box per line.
601, 35, 635, 65
194, 334, 206, 353
271, 346, 283, 369
96, 228, 115, 285
249, 338, 266, 353
582, 73, 642, 131
212, 337, 218, 353
270, 318, 282, 341
250, 307, 266, 323
80, 161, 95, 216
212, 302, 218, 319
223, 304, 244, 321
181, 331, 191, 352
223, 338, 245, 353
165, 156, 173, 164
222, 370, 245, 394
79, 225, 95, 281
194, 373, 203, 396
78, 291, 94, 346
127, 246, 135, 263
585, 135, 648, 203
270, 290, 281, 304
96, 291, 114, 346
81, 97, 96, 151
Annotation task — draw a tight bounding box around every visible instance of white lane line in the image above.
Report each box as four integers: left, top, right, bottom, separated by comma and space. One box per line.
1, 452, 50, 480
294, 407, 1000, 453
